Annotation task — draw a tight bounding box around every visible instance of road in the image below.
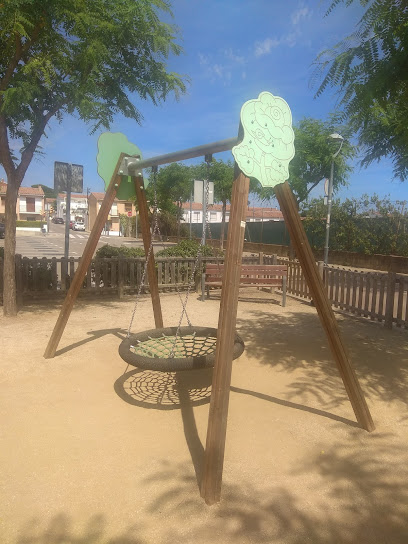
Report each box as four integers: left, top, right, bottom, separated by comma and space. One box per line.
0, 223, 172, 258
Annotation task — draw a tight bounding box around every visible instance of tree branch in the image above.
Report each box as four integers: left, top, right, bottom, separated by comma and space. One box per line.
0, 114, 15, 178
16, 105, 63, 184
0, 21, 43, 92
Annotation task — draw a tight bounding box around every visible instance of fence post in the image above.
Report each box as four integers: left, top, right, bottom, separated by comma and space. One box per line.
384, 271, 396, 329
318, 261, 324, 280
15, 254, 23, 308
271, 254, 277, 292
118, 256, 124, 299
200, 256, 206, 302
259, 252, 263, 265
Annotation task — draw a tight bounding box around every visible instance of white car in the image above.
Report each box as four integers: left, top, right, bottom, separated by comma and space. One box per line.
73, 222, 85, 231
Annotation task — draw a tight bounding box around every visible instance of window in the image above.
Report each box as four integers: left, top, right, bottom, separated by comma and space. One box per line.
125, 203, 132, 213
26, 197, 35, 212
110, 203, 118, 216
194, 211, 200, 222
210, 212, 217, 222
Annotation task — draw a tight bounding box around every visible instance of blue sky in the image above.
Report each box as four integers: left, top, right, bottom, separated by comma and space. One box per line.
2, 0, 407, 205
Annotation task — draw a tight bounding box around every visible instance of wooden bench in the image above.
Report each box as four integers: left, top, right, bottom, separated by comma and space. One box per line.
202, 263, 287, 306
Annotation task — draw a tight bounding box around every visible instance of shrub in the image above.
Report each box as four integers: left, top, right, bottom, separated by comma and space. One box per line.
16, 220, 44, 228
95, 244, 145, 258
156, 239, 223, 258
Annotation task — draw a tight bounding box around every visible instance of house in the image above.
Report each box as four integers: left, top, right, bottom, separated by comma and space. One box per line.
180, 202, 284, 224
88, 192, 136, 235
56, 193, 88, 222
0, 180, 45, 221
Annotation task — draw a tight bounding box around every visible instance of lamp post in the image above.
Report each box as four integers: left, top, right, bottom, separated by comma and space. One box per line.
323, 133, 344, 266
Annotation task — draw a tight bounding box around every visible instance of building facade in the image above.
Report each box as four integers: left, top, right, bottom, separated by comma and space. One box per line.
180, 202, 284, 224
88, 192, 136, 235
56, 193, 88, 223
0, 180, 45, 221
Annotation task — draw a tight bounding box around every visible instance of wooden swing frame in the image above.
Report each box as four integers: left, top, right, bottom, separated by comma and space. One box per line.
44, 128, 374, 507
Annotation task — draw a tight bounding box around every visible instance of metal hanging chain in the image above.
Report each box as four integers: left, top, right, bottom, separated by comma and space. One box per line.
154, 206, 193, 327
169, 156, 212, 356
204, 155, 215, 247
127, 167, 161, 338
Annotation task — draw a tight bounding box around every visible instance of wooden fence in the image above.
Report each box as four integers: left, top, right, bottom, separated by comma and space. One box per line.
0, 253, 406, 329
272, 256, 407, 330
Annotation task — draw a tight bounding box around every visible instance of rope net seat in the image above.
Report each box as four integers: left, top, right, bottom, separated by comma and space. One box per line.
119, 326, 245, 372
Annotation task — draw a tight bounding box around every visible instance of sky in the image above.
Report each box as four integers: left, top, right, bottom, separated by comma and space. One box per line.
2, 0, 407, 206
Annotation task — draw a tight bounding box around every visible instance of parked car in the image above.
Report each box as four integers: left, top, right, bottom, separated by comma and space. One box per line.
73, 221, 85, 231
52, 217, 64, 224
0, 222, 5, 239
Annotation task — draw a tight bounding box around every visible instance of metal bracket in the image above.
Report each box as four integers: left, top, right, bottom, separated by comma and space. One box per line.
118, 156, 141, 176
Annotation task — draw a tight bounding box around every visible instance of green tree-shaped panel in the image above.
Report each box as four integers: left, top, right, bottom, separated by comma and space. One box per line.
97, 132, 142, 200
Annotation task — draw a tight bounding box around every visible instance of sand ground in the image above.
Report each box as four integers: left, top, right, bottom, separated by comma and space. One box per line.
1, 289, 408, 544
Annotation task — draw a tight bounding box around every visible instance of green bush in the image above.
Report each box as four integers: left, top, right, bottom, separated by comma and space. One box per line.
95, 244, 145, 259
16, 220, 44, 228
156, 239, 223, 258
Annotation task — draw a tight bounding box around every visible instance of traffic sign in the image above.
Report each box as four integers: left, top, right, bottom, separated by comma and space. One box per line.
127, 211, 132, 217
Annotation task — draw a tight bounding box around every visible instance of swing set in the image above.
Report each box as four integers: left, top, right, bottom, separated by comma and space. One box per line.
44, 91, 374, 505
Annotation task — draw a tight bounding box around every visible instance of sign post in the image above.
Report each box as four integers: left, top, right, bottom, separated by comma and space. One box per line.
64, 167, 72, 260
54, 161, 84, 261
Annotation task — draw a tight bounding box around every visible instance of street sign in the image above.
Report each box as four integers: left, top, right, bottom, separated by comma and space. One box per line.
194, 179, 214, 204
127, 211, 132, 217
324, 178, 329, 196
54, 162, 84, 193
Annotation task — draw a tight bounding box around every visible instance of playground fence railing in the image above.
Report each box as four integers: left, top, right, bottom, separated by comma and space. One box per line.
0, 253, 406, 329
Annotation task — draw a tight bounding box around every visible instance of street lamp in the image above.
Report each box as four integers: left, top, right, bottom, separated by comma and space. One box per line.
323, 133, 344, 266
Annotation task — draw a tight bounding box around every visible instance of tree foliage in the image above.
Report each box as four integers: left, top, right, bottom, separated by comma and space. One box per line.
0, 0, 187, 315
301, 194, 408, 255
146, 162, 192, 215
252, 117, 355, 206
313, 0, 408, 179
31, 184, 56, 198
0, 0, 186, 166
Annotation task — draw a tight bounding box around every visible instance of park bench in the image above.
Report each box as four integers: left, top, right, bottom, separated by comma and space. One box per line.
202, 263, 287, 306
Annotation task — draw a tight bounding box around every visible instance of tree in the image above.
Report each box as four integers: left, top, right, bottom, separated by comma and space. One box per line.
252, 117, 355, 207
210, 159, 235, 248
31, 184, 57, 199
313, 0, 408, 179
301, 194, 408, 256
193, 159, 235, 248
146, 163, 193, 239
0, 0, 186, 315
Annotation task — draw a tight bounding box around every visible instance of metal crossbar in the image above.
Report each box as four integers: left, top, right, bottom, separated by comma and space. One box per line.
122, 137, 239, 175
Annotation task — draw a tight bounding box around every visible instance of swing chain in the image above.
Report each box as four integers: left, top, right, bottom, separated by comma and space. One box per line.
170, 156, 213, 354
126, 167, 160, 338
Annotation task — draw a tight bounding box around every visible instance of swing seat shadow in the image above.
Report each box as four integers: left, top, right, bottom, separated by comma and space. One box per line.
114, 367, 213, 410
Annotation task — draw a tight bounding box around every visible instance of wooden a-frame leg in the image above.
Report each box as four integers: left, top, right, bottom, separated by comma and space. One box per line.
44, 155, 126, 359
274, 181, 374, 432
201, 172, 250, 505
133, 176, 163, 329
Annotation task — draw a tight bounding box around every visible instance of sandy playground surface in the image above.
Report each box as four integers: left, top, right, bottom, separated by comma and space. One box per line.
1, 288, 408, 544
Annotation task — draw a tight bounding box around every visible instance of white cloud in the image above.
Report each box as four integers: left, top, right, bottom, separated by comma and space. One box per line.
224, 47, 246, 64
197, 49, 243, 85
213, 64, 223, 78
255, 33, 298, 57
242, 71, 247, 80
198, 53, 209, 65
291, 6, 310, 25
254, 37, 280, 57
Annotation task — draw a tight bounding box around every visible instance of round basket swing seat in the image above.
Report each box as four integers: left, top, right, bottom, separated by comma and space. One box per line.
119, 326, 245, 372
